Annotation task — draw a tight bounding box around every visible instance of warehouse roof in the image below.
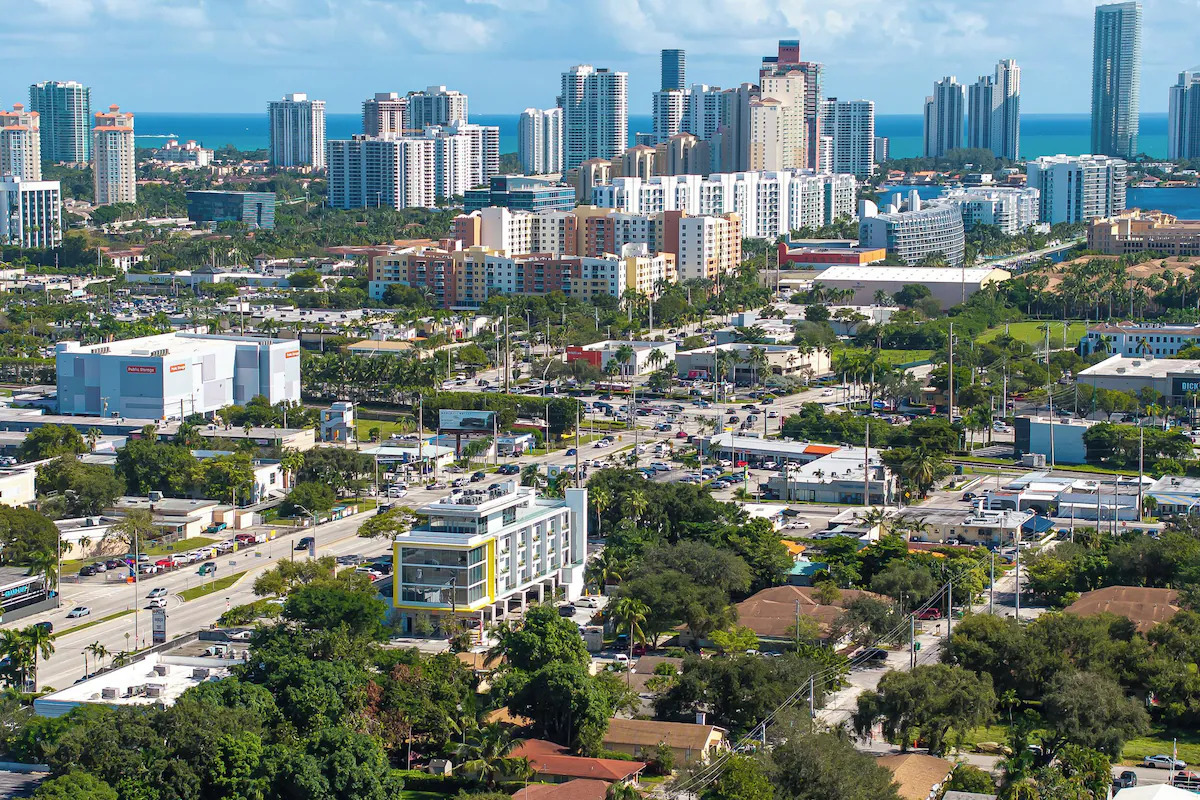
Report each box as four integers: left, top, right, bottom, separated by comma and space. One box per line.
816, 266, 1008, 283
1079, 354, 1200, 378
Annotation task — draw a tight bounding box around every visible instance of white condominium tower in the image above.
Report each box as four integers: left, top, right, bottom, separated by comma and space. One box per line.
1026, 154, 1126, 225
923, 76, 964, 158
967, 61, 1020, 160
1168, 70, 1200, 160
28, 80, 90, 164
362, 92, 408, 137
268, 93, 326, 169
559, 64, 628, 171
517, 108, 563, 175
407, 85, 468, 130
1091, 1, 1142, 159
819, 98, 874, 178
92, 104, 135, 206
0, 104, 41, 180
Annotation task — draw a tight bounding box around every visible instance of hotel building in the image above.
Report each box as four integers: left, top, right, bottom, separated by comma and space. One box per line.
92, 105, 135, 206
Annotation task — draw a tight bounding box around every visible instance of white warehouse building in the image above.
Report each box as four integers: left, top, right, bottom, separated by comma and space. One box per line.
55, 333, 301, 420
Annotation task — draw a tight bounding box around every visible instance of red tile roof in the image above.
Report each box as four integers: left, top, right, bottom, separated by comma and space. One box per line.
513, 740, 646, 782
511, 779, 611, 800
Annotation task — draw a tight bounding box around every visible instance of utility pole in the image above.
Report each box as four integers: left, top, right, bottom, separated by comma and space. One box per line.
418, 395, 425, 479
863, 423, 871, 507
947, 579, 953, 638
947, 322, 954, 423
1014, 530, 1021, 621
808, 674, 815, 733
575, 403, 580, 478
909, 613, 916, 670
1046, 324, 1054, 471
1138, 425, 1144, 522
503, 306, 510, 394
989, 550, 995, 614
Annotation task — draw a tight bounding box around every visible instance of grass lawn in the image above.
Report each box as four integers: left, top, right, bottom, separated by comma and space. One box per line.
356, 418, 416, 442
397, 792, 445, 800
977, 321, 1089, 347
53, 609, 134, 640
833, 346, 935, 366
959, 720, 1200, 765
180, 571, 247, 602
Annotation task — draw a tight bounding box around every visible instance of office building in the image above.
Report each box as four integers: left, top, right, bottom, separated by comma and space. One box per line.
268, 93, 326, 169
327, 136, 436, 210
653, 90, 688, 144
362, 92, 407, 136
760, 40, 824, 170
463, 175, 574, 214
1168, 70, 1200, 160
0, 105, 41, 180
1080, 322, 1200, 357
28, 80, 90, 164
676, 345, 830, 384
560, 65, 628, 171
518, 108, 563, 175
858, 191, 966, 266
923, 77, 964, 158
91, 105, 135, 206
942, 186, 1040, 235
389, 482, 587, 633
1088, 210, 1200, 256
591, 170, 856, 239
874, 136, 890, 163
1078, 353, 1200, 406
186, 190, 276, 230
407, 85, 468, 130
0, 177, 62, 249
1025, 154, 1126, 224
819, 99, 874, 177
662, 49, 686, 91
1092, 2, 1142, 159
55, 332, 301, 419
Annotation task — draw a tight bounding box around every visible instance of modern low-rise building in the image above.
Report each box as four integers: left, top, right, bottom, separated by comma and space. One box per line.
1081, 322, 1200, 358
776, 238, 886, 268
812, 265, 1009, 309
766, 446, 895, 505
55, 332, 301, 419
942, 186, 1040, 235
675, 342, 830, 384
894, 505, 1032, 546
1025, 154, 1126, 224
1013, 414, 1094, 466
389, 482, 587, 634
1077, 354, 1200, 405
186, 190, 276, 230
565, 340, 677, 376
463, 175, 575, 214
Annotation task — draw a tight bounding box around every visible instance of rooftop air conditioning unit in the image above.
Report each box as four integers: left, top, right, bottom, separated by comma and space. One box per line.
148, 491, 163, 503
145, 685, 164, 698
153, 664, 169, 676
191, 668, 211, 680
101, 687, 118, 699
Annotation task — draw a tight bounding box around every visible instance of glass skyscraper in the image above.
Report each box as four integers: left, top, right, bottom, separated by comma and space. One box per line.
1091, 2, 1141, 159
28, 80, 91, 164
661, 49, 685, 92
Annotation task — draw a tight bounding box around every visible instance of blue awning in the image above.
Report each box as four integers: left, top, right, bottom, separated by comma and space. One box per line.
1022, 515, 1055, 534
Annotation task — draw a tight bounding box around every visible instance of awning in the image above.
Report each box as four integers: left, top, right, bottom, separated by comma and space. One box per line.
1021, 515, 1055, 534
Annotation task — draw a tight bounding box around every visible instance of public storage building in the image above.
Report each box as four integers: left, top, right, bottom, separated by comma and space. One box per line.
56, 333, 301, 420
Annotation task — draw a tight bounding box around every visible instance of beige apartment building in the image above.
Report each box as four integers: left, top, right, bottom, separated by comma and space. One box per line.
1087, 210, 1200, 257
0, 104, 41, 180
92, 104, 136, 206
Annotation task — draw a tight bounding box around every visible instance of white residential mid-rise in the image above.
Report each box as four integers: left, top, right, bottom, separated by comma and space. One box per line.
923, 76, 964, 158
268, 93, 326, 169
859, 191, 966, 266
1091, 1, 1142, 159
1168, 70, 1200, 160
560, 65, 628, 171
652, 89, 688, 144
592, 170, 856, 239
942, 186, 1040, 235
1025, 154, 1127, 225
390, 482, 587, 633
0, 104, 41, 180
407, 85, 468, 130
362, 92, 407, 137
92, 105, 135, 206
518, 108, 563, 175
327, 136, 437, 210
0, 177, 62, 249
819, 98, 874, 177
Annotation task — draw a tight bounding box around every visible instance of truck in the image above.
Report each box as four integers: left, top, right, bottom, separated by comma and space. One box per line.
205, 522, 228, 535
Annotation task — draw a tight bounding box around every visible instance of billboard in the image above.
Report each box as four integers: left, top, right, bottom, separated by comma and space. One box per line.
439, 409, 495, 432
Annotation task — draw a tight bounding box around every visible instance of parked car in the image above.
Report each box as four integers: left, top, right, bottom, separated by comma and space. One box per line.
452, 477, 469, 488
631, 642, 648, 657
1112, 771, 1137, 789
1144, 755, 1187, 770
147, 587, 168, 599
216, 540, 235, 553
139, 563, 159, 575
916, 607, 943, 620
105, 559, 125, 570
557, 604, 576, 617
155, 558, 174, 569
859, 647, 889, 664
576, 596, 602, 609
89, 562, 108, 573
78, 565, 98, 577
66, 606, 90, 618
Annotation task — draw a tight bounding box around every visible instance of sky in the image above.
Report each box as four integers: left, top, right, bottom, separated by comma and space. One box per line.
0, 0, 1194, 116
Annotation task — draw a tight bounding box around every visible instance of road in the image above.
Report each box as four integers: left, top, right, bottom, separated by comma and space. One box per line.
26, 513, 390, 692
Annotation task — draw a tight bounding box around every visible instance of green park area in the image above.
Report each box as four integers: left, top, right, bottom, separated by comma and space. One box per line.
977, 321, 1089, 348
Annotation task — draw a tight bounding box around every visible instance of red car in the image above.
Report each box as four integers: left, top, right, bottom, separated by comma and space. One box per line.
916, 608, 943, 620
632, 643, 648, 657
675, 431, 689, 439
154, 558, 174, 569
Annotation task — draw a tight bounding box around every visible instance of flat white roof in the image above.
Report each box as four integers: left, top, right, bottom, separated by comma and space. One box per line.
1079, 354, 1200, 379
62, 332, 295, 357
34, 653, 239, 717
816, 266, 1008, 283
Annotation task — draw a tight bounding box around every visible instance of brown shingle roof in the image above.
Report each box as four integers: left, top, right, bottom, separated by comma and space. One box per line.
626, 656, 683, 694
876, 754, 953, 800
602, 718, 721, 752
735, 585, 886, 638
513, 740, 646, 782
1063, 586, 1181, 632
511, 779, 611, 800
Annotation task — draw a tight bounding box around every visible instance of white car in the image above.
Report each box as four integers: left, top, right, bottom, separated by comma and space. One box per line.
576, 596, 603, 609
821, 388, 834, 396
66, 606, 90, 618
147, 587, 168, 599
789, 520, 811, 529
1143, 755, 1187, 770
613, 653, 630, 664
147, 597, 168, 609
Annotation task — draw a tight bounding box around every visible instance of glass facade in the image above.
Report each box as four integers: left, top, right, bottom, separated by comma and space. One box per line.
397, 544, 487, 606
186, 191, 276, 229
464, 176, 574, 214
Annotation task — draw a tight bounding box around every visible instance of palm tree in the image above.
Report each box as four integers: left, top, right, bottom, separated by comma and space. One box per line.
609, 596, 649, 661
624, 488, 648, 525
605, 782, 644, 800
77, 535, 93, 559
520, 464, 541, 487
0, 629, 31, 689
86, 641, 109, 675
25, 550, 58, 596
85, 427, 102, 451
746, 346, 770, 388
22, 624, 54, 691
585, 549, 626, 593
590, 486, 613, 538
279, 449, 305, 489
456, 723, 527, 788
613, 344, 636, 377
